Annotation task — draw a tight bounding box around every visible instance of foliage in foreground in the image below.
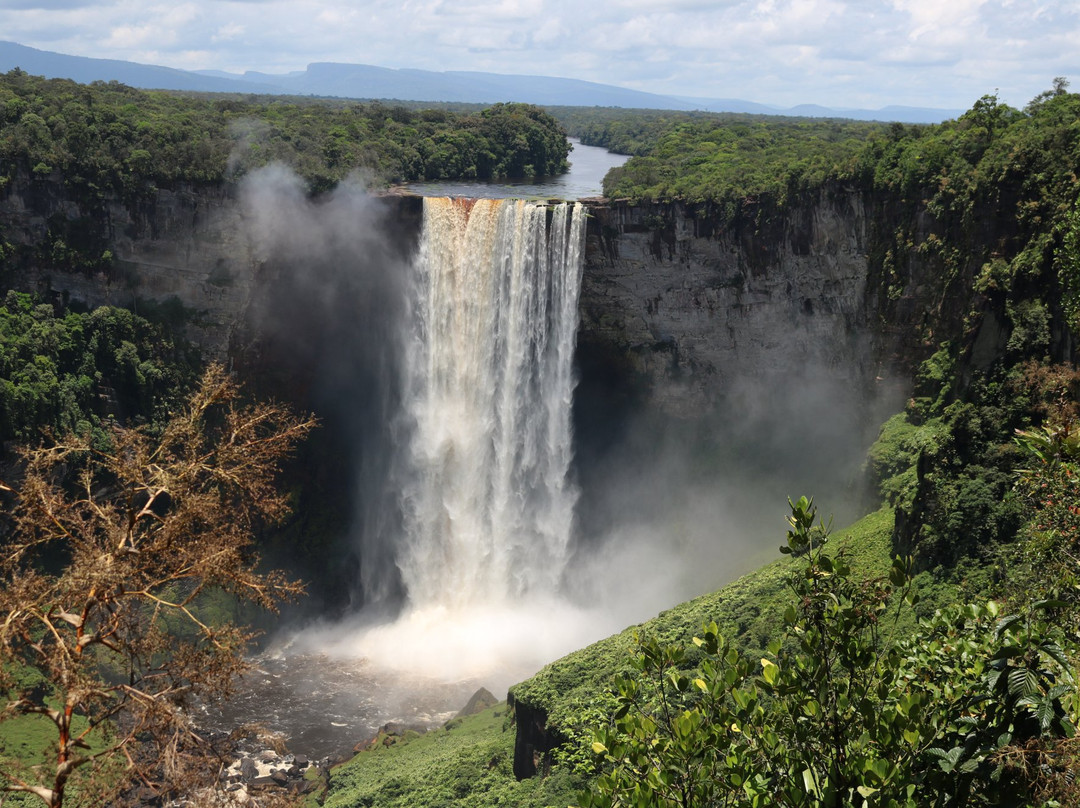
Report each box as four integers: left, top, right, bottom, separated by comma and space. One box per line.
0, 364, 315, 807
580, 496, 1078, 808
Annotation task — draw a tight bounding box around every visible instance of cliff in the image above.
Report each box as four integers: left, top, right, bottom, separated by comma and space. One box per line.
0, 176, 917, 410
578, 189, 886, 418
0, 174, 993, 600
0, 172, 256, 354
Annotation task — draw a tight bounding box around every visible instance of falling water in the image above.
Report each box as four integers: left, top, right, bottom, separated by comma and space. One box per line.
398, 197, 586, 609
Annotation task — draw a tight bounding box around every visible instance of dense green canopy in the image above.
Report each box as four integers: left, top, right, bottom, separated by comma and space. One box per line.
0, 70, 571, 197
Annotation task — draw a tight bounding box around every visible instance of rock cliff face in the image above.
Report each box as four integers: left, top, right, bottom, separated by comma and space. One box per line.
0, 172, 257, 354
577, 189, 891, 418
0, 177, 902, 417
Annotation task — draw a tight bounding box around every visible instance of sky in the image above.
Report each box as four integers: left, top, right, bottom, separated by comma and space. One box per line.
1, 0, 1078, 111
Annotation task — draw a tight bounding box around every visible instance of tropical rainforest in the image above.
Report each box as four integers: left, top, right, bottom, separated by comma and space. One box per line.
1, 67, 1080, 807
0, 69, 571, 196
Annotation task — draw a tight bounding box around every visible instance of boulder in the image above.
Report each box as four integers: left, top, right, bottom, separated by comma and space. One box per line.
239, 757, 258, 782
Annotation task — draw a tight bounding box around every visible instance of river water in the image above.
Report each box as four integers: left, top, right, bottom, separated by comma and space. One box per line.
404, 138, 628, 199
199, 649, 481, 760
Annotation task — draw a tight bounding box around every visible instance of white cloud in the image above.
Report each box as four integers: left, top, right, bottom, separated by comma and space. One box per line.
212, 22, 245, 42
0, 0, 1077, 109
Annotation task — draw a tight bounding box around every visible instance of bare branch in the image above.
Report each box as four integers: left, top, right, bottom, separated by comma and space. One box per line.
0, 363, 315, 806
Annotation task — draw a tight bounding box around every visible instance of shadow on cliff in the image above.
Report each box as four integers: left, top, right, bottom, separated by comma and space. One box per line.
232, 165, 419, 617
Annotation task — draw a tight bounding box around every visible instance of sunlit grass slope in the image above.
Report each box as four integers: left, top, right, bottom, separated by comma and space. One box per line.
320, 506, 902, 808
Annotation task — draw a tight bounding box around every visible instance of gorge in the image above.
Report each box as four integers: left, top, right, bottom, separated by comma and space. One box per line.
0, 139, 1052, 766
0, 163, 907, 605
2, 65, 1079, 806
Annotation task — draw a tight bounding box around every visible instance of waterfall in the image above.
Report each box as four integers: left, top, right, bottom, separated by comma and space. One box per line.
398, 197, 586, 610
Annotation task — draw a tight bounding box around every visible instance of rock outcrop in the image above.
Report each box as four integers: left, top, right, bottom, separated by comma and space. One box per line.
578, 190, 887, 418
0, 172, 256, 355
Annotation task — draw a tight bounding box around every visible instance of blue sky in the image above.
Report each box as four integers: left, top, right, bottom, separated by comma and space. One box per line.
1, 0, 1078, 110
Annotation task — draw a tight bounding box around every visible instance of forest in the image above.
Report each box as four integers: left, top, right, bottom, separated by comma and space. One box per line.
1, 71, 1079, 806
0, 70, 571, 197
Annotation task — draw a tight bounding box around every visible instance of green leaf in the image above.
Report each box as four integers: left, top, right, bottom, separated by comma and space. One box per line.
1008, 667, 1040, 697
1031, 599, 1068, 611
889, 558, 907, 587
760, 658, 779, 686
1036, 699, 1055, 731
994, 613, 1022, 639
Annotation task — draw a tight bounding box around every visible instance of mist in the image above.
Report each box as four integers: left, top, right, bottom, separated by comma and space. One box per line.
238, 164, 415, 612
235, 164, 897, 706
564, 361, 900, 629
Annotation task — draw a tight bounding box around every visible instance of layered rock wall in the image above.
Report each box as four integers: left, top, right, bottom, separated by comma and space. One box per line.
0, 173, 257, 354
0, 176, 899, 414
578, 189, 889, 417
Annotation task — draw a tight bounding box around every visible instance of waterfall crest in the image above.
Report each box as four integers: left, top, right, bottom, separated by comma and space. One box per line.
399, 197, 586, 609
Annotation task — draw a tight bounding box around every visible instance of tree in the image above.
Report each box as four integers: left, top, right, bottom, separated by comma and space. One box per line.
582, 498, 1077, 808
0, 364, 315, 807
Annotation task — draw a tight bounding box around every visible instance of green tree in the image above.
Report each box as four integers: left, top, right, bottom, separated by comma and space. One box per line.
582, 498, 1077, 808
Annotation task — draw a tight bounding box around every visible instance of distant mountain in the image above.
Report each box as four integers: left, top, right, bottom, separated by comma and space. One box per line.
0, 41, 281, 94
217, 62, 700, 110
677, 96, 965, 122
0, 40, 963, 123
672, 96, 784, 115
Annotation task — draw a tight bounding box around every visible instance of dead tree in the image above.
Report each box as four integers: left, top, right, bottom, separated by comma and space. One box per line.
0, 364, 315, 807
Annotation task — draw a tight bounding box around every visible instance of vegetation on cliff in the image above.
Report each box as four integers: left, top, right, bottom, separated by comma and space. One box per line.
0, 70, 571, 197
581, 496, 1078, 808
0, 291, 201, 447
569, 108, 884, 212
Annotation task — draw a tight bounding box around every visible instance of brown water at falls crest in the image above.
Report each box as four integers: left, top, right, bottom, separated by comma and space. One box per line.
399, 198, 586, 609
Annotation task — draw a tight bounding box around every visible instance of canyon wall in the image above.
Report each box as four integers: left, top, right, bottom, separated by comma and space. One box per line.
577, 188, 891, 418
0, 175, 907, 416
0, 172, 256, 354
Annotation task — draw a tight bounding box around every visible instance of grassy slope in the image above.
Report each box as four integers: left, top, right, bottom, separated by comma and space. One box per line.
322, 506, 905, 807
0, 709, 116, 807
319, 705, 585, 808
513, 507, 896, 730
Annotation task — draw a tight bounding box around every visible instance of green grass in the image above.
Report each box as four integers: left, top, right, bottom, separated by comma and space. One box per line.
513, 507, 896, 730
0, 709, 117, 807
320, 705, 585, 808
320, 506, 902, 808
